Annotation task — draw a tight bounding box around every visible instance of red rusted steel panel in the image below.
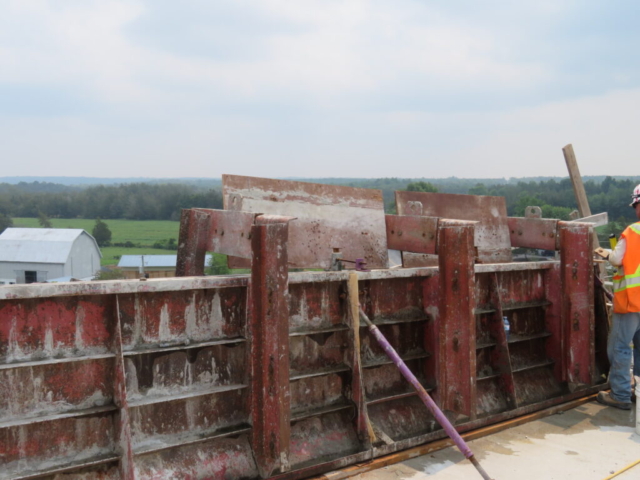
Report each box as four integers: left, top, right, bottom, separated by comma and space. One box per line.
385, 215, 438, 254
544, 263, 565, 382
113, 297, 135, 480
176, 209, 211, 277
250, 221, 291, 477
396, 191, 512, 263
401, 252, 439, 268
507, 217, 559, 250
193, 208, 256, 258
558, 221, 595, 388
223, 175, 389, 269
437, 220, 477, 418
0, 214, 609, 480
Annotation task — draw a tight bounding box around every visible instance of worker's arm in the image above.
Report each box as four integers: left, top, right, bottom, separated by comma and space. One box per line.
595, 237, 626, 266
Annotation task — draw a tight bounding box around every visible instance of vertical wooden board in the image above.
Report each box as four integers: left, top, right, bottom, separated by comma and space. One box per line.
396, 190, 512, 263
437, 221, 476, 417
223, 175, 389, 269
559, 222, 595, 388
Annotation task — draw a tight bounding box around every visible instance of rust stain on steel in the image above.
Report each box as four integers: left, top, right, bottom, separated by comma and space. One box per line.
250, 221, 291, 477
385, 215, 438, 254
558, 221, 595, 388
193, 208, 256, 258
113, 297, 135, 480
0, 208, 609, 479
396, 191, 512, 263
437, 221, 477, 418
223, 174, 389, 269
507, 217, 559, 250
176, 208, 211, 277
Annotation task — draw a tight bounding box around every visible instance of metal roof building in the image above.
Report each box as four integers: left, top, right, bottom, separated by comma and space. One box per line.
117, 254, 212, 279
0, 228, 101, 283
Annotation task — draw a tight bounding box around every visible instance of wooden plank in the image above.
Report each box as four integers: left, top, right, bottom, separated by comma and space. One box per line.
486, 273, 517, 410
562, 143, 611, 328
347, 272, 376, 447
563, 144, 592, 219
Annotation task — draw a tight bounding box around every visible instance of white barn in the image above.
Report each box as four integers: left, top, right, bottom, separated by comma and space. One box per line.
0, 228, 102, 284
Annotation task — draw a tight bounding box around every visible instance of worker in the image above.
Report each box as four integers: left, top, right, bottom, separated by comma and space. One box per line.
594, 184, 640, 410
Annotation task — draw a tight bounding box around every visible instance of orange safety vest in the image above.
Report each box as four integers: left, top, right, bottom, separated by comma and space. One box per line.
613, 222, 640, 313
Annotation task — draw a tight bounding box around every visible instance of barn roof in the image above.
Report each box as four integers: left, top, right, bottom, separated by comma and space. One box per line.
0, 228, 101, 264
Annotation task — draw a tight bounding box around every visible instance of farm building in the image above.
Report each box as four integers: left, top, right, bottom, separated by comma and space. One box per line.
0, 228, 101, 283
117, 254, 212, 279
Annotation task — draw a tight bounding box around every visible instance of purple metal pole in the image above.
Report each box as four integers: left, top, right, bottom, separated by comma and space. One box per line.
359, 307, 493, 480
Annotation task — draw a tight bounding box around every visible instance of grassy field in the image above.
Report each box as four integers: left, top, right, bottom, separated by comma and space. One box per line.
13, 218, 179, 244
13, 218, 180, 266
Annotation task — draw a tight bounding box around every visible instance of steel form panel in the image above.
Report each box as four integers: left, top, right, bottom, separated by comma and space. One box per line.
0, 216, 607, 480
396, 191, 512, 263
223, 175, 389, 269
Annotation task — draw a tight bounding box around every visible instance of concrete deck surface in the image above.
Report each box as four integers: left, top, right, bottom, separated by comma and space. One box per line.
353, 400, 639, 480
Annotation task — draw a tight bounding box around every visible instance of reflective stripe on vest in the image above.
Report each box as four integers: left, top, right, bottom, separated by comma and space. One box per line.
613, 222, 640, 313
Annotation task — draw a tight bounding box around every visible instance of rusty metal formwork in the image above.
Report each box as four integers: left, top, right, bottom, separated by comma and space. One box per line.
0, 180, 608, 480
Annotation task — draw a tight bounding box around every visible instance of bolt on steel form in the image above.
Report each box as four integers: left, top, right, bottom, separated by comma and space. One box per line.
0, 175, 608, 479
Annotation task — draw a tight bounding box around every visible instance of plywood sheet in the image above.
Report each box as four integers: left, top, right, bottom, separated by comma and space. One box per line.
223, 175, 389, 269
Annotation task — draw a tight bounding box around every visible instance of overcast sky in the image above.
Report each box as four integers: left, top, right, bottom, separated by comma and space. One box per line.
1, 1, 639, 179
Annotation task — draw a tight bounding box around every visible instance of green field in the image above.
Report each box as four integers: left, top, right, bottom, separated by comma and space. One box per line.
13, 218, 180, 266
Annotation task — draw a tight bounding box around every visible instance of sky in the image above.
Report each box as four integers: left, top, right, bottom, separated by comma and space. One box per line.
1, 0, 639, 179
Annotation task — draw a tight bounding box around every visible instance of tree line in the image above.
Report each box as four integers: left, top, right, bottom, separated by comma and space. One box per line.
0, 182, 223, 221
0, 176, 639, 229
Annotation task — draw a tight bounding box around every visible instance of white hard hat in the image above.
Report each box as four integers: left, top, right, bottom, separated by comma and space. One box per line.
631, 184, 640, 207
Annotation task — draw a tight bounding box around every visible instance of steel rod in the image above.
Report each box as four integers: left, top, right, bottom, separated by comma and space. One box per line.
359, 307, 493, 480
